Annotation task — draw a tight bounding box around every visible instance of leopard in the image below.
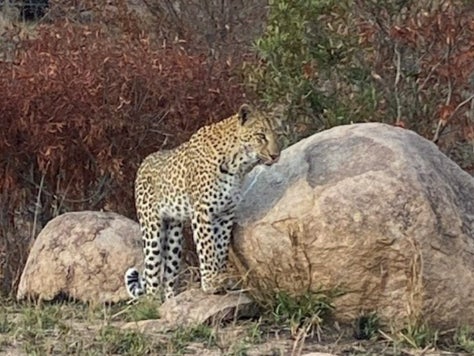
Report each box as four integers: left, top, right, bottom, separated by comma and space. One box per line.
125, 104, 281, 300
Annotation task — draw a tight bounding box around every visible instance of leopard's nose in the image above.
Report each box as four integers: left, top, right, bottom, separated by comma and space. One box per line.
265, 154, 280, 165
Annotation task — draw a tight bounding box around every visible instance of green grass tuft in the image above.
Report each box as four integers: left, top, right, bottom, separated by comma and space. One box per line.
454, 326, 474, 353
97, 325, 154, 355
397, 323, 439, 349
120, 296, 161, 322
270, 290, 338, 335
354, 312, 380, 340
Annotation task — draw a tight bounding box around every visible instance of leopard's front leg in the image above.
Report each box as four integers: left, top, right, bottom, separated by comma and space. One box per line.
191, 209, 221, 293
212, 212, 234, 272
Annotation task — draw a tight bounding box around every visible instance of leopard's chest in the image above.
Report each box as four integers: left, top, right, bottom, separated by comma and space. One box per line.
208, 173, 243, 215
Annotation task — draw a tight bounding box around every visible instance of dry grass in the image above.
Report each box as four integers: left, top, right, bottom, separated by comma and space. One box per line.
0, 295, 471, 356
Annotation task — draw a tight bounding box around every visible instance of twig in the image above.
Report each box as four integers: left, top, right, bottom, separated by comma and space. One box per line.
291, 319, 311, 356
394, 44, 402, 124
432, 93, 474, 143
417, 60, 441, 92
21, 173, 109, 204
432, 120, 444, 144
31, 172, 45, 242
445, 40, 453, 106
111, 302, 135, 319
450, 94, 474, 121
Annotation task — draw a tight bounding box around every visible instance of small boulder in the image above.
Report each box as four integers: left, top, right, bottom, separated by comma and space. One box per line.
17, 211, 143, 303
159, 289, 257, 328
233, 123, 474, 330
122, 289, 257, 332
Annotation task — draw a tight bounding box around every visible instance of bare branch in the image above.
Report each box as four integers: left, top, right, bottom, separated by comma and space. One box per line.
31, 172, 45, 242
432, 94, 474, 143
394, 44, 402, 124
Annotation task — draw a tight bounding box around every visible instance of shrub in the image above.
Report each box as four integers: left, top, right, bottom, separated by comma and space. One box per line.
0, 20, 246, 295
246, 0, 473, 172
245, 0, 371, 144
354, 0, 474, 171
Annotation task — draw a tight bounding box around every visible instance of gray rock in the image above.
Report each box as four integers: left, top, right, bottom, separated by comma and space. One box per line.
159, 289, 256, 328
233, 123, 474, 330
17, 211, 143, 303
122, 289, 256, 331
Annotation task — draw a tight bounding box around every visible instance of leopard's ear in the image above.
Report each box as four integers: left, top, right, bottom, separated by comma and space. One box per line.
238, 104, 252, 125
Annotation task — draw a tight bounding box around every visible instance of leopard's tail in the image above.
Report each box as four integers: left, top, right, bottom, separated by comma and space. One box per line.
125, 267, 146, 299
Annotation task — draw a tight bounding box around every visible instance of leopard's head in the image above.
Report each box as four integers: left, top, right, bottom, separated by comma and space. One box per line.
237, 104, 281, 166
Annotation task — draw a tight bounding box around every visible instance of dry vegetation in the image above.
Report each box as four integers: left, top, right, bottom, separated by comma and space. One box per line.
0, 0, 252, 294
247, 0, 474, 160
0, 0, 473, 354
0, 296, 473, 355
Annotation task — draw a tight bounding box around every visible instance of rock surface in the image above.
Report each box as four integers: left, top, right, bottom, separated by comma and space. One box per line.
160, 289, 257, 327
123, 289, 257, 332
17, 211, 142, 303
122, 289, 257, 332
232, 123, 474, 330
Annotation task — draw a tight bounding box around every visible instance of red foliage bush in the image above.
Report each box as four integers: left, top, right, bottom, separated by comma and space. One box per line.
355, 0, 473, 171
0, 21, 246, 294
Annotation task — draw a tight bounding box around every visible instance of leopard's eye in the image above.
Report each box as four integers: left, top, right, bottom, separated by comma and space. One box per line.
256, 133, 267, 141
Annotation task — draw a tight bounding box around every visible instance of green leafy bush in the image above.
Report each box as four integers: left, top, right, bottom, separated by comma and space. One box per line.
246, 0, 375, 145
246, 0, 473, 170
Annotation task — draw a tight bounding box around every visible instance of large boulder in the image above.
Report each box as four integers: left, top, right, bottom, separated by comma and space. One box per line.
17, 211, 142, 303
232, 123, 474, 330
